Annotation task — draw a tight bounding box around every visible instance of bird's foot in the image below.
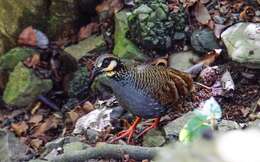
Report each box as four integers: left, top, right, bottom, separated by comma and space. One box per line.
136, 118, 160, 138
110, 117, 141, 144
110, 127, 135, 143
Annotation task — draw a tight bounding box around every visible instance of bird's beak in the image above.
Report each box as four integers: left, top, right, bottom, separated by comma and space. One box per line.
90, 67, 102, 81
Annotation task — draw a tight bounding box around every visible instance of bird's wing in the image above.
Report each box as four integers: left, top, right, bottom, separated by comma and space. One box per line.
133, 65, 193, 107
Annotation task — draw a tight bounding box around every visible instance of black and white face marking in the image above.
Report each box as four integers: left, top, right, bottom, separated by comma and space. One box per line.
91, 54, 121, 80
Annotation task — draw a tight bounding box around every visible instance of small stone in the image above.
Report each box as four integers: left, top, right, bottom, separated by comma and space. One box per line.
218, 120, 240, 132
169, 51, 200, 71
163, 112, 195, 139
248, 120, 260, 129
221, 23, 260, 69
142, 129, 166, 147
173, 32, 186, 40
213, 15, 226, 24
84, 129, 99, 144
191, 28, 220, 54
65, 35, 106, 61
0, 129, 29, 162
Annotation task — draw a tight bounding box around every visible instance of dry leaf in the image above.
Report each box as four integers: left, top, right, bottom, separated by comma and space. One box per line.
82, 101, 94, 113
34, 116, 59, 136
78, 22, 99, 41
180, 0, 198, 7
30, 138, 43, 150
199, 49, 222, 66
67, 111, 80, 124
11, 121, 29, 136
28, 114, 43, 125
96, 0, 123, 14
240, 6, 255, 21
24, 53, 41, 69
194, 1, 211, 24
18, 26, 37, 46
151, 58, 168, 66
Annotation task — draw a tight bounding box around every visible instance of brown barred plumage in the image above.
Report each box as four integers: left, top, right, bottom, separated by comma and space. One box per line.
90, 54, 193, 143
113, 65, 193, 109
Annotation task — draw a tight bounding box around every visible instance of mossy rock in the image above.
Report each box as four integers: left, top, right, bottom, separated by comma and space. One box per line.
3, 62, 53, 107
113, 10, 147, 61
191, 28, 220, 54
63, 66, 90, 110
221, 23, 260, 69
65, 35, 106, 61
0, 47, 34, 73
127, 0, 187, 52
0, 0, 48, 50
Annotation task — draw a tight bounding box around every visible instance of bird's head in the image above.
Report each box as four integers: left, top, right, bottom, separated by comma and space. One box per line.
90, 54, 123, 81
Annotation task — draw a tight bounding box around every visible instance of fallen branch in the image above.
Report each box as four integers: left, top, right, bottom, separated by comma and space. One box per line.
51, 143, 159, 162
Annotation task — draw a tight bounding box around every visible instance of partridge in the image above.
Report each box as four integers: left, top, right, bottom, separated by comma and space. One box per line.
90, 54, 193, 143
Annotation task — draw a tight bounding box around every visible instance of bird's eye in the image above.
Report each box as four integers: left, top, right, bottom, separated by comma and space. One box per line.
102, 59, 111, 67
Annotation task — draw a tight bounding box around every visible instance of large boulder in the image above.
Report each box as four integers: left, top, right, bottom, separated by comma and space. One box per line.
221, 23, 260, 69
0, 0, 48, 51
3, 62, 53, 107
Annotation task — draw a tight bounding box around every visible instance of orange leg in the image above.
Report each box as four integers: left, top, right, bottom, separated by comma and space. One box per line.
110, 117, 141, 143
136, 118, 160, 138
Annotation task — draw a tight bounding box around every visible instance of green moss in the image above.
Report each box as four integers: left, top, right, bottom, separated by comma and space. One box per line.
113, 11, 147, 61
0, 47, 34, 73
3, 62, 52, 107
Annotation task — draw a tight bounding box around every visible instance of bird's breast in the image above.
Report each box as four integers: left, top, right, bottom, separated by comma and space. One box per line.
110, 79, 167, 119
